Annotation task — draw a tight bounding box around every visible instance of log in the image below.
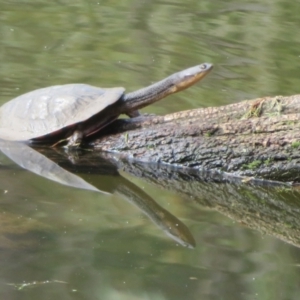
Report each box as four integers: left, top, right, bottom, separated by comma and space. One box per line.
91, 95, 300, 182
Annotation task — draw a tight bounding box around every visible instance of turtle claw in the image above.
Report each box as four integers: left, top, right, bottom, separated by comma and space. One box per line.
51, 139, 67, 148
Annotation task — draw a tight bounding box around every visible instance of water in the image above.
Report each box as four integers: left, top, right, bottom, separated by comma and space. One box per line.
1, 0, 300, 299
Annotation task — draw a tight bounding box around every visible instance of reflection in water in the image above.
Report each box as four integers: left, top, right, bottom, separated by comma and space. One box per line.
105, 153, 300, 249
0, 139, 195, 248
0, 140, 100, 192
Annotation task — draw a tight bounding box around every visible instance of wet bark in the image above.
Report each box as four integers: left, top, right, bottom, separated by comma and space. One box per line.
91, 94, 300, 182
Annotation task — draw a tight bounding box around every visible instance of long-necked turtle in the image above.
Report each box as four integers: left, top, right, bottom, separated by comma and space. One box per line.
0, 63, 213, 147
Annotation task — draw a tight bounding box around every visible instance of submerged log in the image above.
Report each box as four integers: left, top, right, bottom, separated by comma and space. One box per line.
91, 95, 300, 182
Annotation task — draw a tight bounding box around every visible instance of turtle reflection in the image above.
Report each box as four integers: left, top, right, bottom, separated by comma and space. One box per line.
0, 140, 195, 248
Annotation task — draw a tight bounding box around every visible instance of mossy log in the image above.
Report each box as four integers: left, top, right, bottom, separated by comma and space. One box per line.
91, 95, 300, 182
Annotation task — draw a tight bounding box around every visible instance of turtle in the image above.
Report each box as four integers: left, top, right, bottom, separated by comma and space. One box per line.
0, 63, 213, 147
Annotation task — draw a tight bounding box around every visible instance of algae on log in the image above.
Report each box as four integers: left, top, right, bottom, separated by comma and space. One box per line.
91, 94, 300, 182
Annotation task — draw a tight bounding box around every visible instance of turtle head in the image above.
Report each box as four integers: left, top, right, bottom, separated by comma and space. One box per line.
171, 63, 213, 93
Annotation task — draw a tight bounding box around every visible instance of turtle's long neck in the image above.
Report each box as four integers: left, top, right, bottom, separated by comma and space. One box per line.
119, 76, 176, 112
117, 63, 213, 114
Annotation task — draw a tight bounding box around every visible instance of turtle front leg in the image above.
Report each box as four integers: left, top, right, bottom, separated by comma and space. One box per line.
126, 110, 141, 118
67, 130, 83, 147
50, 130, 83, 148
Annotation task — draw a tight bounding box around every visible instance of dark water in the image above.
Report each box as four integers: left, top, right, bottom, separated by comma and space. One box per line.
1, 0, 300, 299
